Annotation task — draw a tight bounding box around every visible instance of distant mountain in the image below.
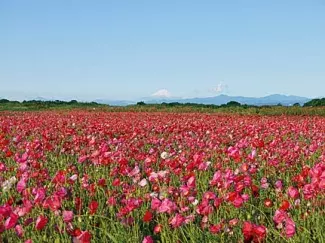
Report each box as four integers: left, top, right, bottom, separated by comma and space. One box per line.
94, 99, 136, 106
143, 94, 310, 106
96, 94, 311, 106
34, 96, 52, 101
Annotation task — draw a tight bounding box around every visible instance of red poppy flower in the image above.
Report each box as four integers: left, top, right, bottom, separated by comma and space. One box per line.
264, 198, 273, 208
143, 210, 153, 223
280, 200, 290, 211
35, 215, 48, 230
88, 201, 99, 215
154, 224, 162, 234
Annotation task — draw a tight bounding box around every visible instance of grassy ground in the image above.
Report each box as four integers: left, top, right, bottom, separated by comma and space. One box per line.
1, 101, 325, 116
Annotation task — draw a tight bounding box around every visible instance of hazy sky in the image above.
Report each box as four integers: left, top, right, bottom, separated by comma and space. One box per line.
1, 0, 324, 101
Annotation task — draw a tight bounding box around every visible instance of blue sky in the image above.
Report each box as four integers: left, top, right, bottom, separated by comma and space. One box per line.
0, 0, 324, 101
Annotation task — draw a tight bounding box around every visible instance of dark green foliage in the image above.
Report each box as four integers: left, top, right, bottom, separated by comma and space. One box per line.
226, 101, 241, 107
137, 101, 146, 106
0, 99, 10, 103
0, 99, 107, 111
2, 98, 325, 116
304, 98, 325, 107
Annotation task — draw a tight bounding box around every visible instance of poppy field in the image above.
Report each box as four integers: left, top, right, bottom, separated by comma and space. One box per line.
0, 111, 324, 242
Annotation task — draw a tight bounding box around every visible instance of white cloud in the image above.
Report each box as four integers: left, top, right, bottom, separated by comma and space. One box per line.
151, 89, 172, 98
211, 82, 228, 93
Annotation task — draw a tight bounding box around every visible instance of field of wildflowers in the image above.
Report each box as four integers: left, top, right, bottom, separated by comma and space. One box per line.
0, 111, 324, 242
